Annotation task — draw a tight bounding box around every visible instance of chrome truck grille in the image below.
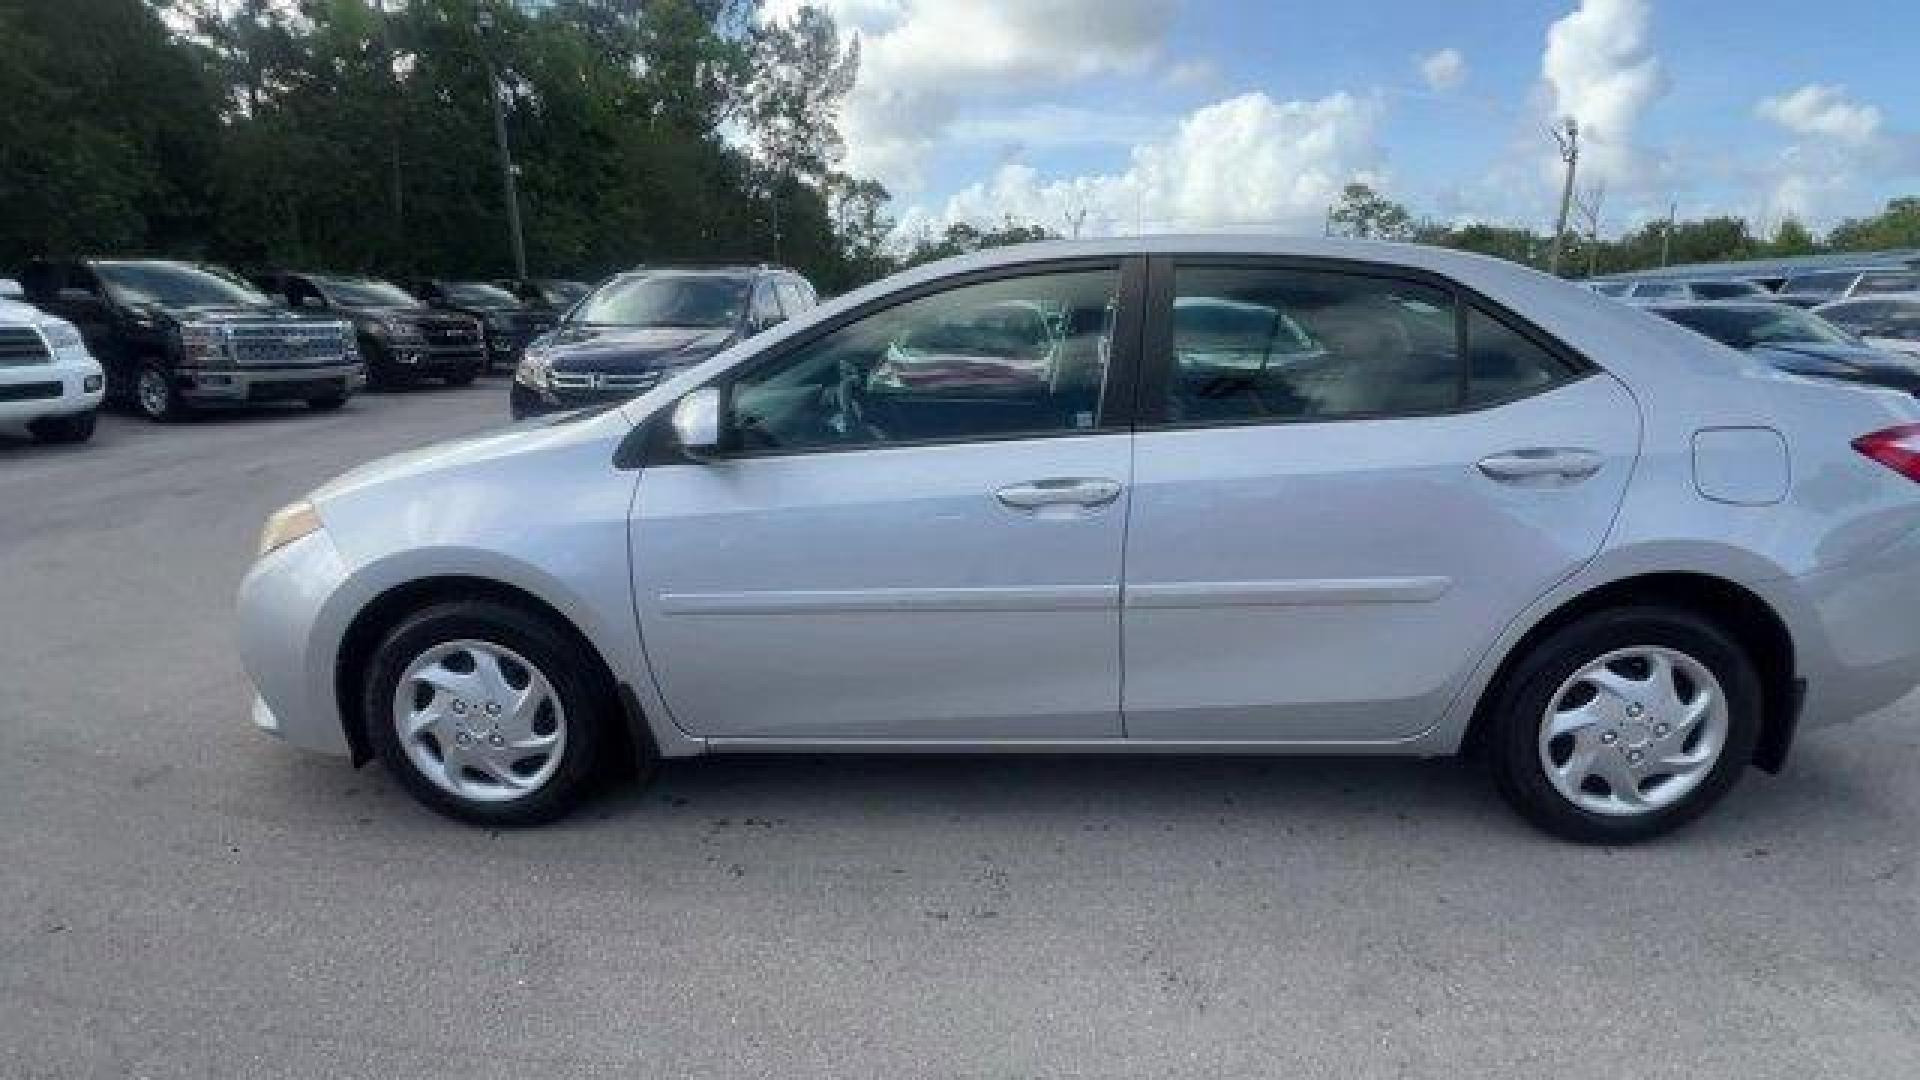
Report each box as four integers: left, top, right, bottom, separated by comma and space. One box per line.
227, 322, 353, 367
0, 326, 51, 367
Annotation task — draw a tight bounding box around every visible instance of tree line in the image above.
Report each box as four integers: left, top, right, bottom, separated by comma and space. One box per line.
1329, 182, 1920, 277
0, 0, 897, 294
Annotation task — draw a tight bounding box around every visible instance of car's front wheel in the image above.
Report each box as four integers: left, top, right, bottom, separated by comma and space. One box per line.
135, 364, 189, 422
1488, 606, 1761, 844
364, 601, 611, 826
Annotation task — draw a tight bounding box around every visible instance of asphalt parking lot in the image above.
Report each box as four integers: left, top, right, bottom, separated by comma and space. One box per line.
4, 380, 1920, 1078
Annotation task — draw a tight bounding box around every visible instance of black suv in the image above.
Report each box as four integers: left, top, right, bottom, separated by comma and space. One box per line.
510, 264, 817, 419
409, 279, 556, 372
254, 273, 486, 388
18, 259, 362, 421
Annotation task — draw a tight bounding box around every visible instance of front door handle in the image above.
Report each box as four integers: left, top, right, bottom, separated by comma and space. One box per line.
1477, 448, 1604, 484
995, 477, 1124, 511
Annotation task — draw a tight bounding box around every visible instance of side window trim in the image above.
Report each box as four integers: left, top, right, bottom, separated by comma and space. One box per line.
635, 256, 1147, 467
1134, 253, 1593, 431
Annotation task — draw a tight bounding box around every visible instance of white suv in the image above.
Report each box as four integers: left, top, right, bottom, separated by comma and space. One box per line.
0, 298, 104, 443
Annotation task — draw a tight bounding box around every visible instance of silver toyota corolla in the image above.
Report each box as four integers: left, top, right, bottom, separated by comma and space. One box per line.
237, 237, 1920, 842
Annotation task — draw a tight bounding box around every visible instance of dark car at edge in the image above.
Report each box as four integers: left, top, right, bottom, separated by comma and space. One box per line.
1646, 300, 1920, 395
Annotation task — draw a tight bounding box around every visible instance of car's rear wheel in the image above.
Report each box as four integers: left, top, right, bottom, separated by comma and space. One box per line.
28, 409, 96, 443
1488, 606, 1761, 844
443, 367, 478, 387
307, 394, 347, 411
364, 601, 609, 826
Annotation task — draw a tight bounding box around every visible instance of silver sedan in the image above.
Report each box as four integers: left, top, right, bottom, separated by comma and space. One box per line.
238, 236, 1920, 843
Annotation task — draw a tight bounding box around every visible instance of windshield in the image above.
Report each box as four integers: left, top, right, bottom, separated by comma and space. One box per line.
1691, 280, 1767, 299
1659, 305, 1857, 350
318, 277, 421, 308
439, 281, 520, 307
571, 273, 749, 328
95, 262, 272, 309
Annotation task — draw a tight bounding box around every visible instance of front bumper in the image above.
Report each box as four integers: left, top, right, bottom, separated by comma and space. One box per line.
179, 364, 364, 403
236, 529, 359, 756
0, 360, 104, 423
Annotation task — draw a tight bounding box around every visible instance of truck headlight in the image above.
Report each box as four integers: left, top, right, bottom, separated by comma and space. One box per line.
515, 350, 553, 390
41, 322, 84, 352
258, 500, 323, 557
178, 324, 231, 368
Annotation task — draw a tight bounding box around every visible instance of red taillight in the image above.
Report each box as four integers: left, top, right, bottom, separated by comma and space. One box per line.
1853, 424, 1920, 482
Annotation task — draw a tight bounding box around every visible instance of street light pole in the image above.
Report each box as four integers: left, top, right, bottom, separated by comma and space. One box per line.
1547, 117, 1579, 276
476, 8, 528, 281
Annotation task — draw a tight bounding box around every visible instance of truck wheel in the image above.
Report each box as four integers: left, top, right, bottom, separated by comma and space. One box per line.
307, 395, 347, 412
28, 410, 97, 444
135, 365, 189, 422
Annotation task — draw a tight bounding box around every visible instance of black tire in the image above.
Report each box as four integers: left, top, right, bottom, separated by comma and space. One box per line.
135, 363, 190, 422
307, 395, 347, 412
443, 367, 478, 387
1487, 605, 1762, 844
28, 409, 97, 443
363, 600, 619, 827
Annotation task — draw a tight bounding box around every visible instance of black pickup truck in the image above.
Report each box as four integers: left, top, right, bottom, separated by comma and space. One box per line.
18, 259, 363, 421
253, 273, 486, 389
409, 279, 557, 372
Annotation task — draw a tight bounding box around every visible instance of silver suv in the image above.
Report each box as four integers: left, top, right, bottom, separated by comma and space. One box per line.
238, 236, 1920, 843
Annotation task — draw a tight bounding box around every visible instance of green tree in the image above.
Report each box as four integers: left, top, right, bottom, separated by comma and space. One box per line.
1764, 218, 1818, 257
1828, 198, 1920, 252
1329, 182, 1413, 241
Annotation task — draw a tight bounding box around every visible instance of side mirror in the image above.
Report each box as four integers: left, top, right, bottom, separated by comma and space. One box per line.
671, 386, 724, 458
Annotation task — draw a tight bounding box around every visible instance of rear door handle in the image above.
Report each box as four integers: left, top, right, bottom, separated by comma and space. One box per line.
1476, 448, 1603, 484
995, 477, 1124, 511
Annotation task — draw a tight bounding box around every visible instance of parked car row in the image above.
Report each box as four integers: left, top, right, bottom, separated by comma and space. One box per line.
1580, 267, 1920, 398
1592, 266, 1920, 308
0, 257, 622, 442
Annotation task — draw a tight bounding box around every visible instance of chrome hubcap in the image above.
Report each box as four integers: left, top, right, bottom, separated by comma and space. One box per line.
1538, 646, 1727, 817
138, 371, 169, 416
392, 640, 565, 803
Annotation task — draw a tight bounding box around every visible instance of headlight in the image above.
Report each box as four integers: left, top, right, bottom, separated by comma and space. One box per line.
41, 321, 84, 352
258, 500, 323, 557
178, 323, 230, 368
515, 349, 553, 389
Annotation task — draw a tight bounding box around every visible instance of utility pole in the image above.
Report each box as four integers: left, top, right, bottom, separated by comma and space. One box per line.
476, 7, 528, 281
1547, 117, 1579, 275
1659, 200, 1676, 267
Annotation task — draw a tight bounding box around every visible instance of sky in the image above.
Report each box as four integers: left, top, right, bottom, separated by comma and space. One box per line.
762, 0, 1920, 243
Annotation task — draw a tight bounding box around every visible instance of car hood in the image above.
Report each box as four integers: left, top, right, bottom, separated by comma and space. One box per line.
163, 304, 338, 326
539, 323, 737, 373
311, 406, 628, 509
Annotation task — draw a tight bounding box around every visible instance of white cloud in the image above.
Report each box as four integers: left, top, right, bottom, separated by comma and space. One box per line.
772, 0, 1179, 194
1540, 0, 1667, 190
1162, 59, 1218, 89
1418, 48, 1466, 92
915, 91, 1385, 238
1757, 84, 1882, 146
